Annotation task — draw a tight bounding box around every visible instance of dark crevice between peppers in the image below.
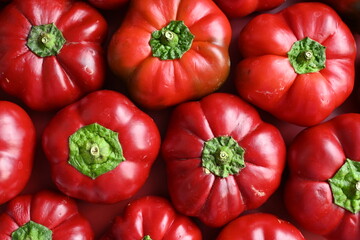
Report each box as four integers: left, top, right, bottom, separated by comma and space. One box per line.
68, 123, 125, 179
149, 20, 194, 60
288, 37, 326, 74
11, 221, 52, 240
26, 23, 66, 57
201, 136, 246, 178
328, 158, 360, 213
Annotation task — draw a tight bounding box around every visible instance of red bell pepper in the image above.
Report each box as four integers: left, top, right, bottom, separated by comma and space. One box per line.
284, 113, 360, 240
216, 213, 305, 240
235, 2, 357, 126
107, 0, 232, 109
42, 90, 161, 203
214, 0, 285, 18
0, 190, 94, 239
0, 0, 107, 111
162, 93, 286, 227
87, 0, 128, 10
0, 101, 36, 205
101, 196, 202, 240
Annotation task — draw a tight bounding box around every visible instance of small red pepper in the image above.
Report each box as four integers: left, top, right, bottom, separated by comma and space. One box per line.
217, 213, 305, 240
107, 0, 232, 109
285, 113, 360, 239
0, 0, 108, 111
0, 190, 94, 240
42, 90, 161, 203
101, 196, 202, 240
0, 101, 36, 205
235, 2, 356, 126
162, 93, 286, 227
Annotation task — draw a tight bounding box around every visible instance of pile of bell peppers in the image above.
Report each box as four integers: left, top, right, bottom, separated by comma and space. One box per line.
0, 0, 359, 239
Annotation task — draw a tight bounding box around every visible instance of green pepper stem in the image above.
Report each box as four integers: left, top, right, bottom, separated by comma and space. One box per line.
40, 33, 53, 47
328, 158, 360, 213
90, 144, 100, 158
215, 147, 233, 166
149, 20, 194, 60
161, 30, 179, 47
11, 221, 52, 240
68, 123, 125, 179
142, 235, 152, 240
303, 51, 313, 60
202, 136, 245, 178
26, 23, 66, 58
288, 37, 326, 74
217, 151, 229, 163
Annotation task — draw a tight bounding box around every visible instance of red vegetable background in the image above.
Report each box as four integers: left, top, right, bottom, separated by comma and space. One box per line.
0, 0, 359, 239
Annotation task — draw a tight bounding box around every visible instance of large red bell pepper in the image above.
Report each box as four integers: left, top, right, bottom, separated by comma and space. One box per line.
162, 93, 286, 227
284, 113, 360, 240
235, 2, 356, 126
101, 196, 202, 240
0, 190, 94, 239
0, 0, 107, 111
0, 101, 36, 205
42, 90, 161, 203
214, 0, 285, 18
107, 0, 231, 109
216, 213, 305, 240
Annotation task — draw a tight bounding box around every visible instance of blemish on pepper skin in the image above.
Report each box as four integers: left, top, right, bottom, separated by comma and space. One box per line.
251, 185, 266, 197
84, 66, 94, 75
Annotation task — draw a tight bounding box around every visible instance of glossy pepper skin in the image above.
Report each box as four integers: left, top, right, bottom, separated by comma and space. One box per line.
162, 93, 286, 227
108, 0, 231, 110
216, 213, 305, 240
214, 0, 285, 18
42, 90, 161, 203
101, 196, 202, 240
284, 113, 360, 240
235, 2, 356, 126
0, 190, 94, 239
0, 0, 107, 111
0, 101, 36, 205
